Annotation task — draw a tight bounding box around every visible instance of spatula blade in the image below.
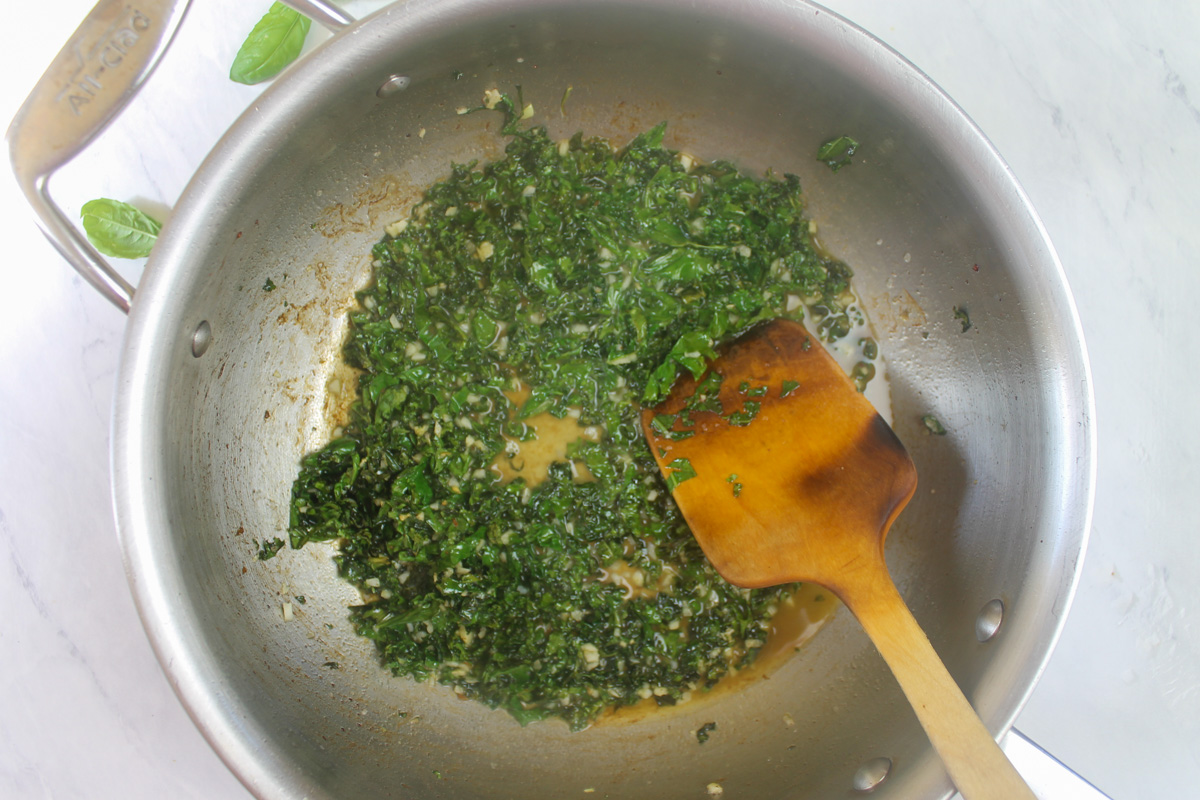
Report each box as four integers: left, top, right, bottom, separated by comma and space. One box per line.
642, 319, 916, 588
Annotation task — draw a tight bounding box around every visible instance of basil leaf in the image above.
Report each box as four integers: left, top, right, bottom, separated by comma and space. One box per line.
229, 3, 312, 86
79, 198, 161, 258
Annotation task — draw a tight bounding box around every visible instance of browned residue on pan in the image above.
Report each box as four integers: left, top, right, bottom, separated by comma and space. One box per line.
273, 260, 364, 336
322, 362, 362, 436
315, 175, 423, 238
866, 289, 928, 334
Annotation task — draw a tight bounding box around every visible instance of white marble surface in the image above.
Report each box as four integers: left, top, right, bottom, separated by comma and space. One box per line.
1, 1, 1196, 798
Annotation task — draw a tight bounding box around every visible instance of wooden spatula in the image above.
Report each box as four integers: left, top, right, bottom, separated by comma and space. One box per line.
642, 318, 1034, 800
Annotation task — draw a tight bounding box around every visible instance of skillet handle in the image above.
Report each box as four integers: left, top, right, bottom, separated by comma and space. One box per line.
6, 0, 354, 314
6, 0, 193, 313
838, 556, 1037, 800
1000, 728, 1112, 799
283, 0, 355, 31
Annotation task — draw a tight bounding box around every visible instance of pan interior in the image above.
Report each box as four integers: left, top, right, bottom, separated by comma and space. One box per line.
116, 1, 1093, 798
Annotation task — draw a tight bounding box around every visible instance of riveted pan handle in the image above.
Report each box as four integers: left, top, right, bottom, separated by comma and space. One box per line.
1004, 728, 1112, 799
6, 0, 353, 313
7, 0, 193, 312
287, 0, 355, 32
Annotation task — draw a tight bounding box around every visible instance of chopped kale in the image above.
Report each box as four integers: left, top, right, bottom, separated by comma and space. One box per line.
664, 457, 699, 490
953, 305, 972, 332
287, 122, 867, 730
725, 400, 762, 427
256, 537, 285, 560
817, 135, 859, 172
738, 381, 769, 398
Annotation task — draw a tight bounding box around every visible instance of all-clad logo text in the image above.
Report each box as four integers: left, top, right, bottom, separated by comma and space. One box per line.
62, 8, 153, 116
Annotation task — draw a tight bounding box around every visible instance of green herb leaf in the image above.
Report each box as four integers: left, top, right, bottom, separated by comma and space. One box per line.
651, 414, 678, 436
671, 332, 718, 379
641, 248, 714, 282
647, 219, 690, 247
464, 86, 531, 135
79, 198, 161, 258
229, 3, 312, 85
817, 135, 859, 172
696, 721, 718, 744
953, 305, 972, 332
725, 400, 761, 427
256, 537, 285, 560
392, 465, 434, 505
664, 457, 698, 491
471, 312, 501, 347
683, 372, 724, 415
781, 380, 800, 397
527, 260, 560, 294
643, 358, 682, 404
651, 412, 696, 441
631, 121, 667, 149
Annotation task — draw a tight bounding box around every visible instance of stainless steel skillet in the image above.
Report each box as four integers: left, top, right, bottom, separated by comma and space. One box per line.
9, 0, 1099, 797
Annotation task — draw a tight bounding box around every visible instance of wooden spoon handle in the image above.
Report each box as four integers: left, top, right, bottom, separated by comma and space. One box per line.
839, 569, 1036, 800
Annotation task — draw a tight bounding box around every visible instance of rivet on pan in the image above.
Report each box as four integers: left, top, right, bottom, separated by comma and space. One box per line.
191, 320, 212, 358
853, 757, 892, 792
377, 74, 411, 97
976, 598, 1005, 642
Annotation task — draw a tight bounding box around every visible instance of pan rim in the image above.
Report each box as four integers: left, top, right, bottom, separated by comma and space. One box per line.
111, 1, 1097, 797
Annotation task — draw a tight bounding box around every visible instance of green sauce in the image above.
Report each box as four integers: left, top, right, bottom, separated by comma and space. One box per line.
288, 121, 868, 729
